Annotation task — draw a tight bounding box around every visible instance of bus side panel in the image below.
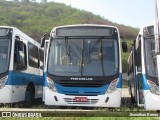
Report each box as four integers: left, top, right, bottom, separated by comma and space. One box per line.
11, 85, 26, 103
11, 71, 30, 102
34, 74, 43, 99
10, 70, 42, 102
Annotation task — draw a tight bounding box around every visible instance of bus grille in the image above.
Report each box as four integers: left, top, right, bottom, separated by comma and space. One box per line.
64, 98, 99, 105
62, 91, 101, 96
55, 80, 107, 87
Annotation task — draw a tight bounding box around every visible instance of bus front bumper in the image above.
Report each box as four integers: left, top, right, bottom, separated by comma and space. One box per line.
44, 87, 121, 107
0, 85, 12, 103
144, 90, 160, 110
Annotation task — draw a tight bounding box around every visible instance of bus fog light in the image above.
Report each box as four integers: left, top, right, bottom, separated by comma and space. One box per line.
0, 76, 8, 89
147, 80, 160, 95
106, 79, 118, 94
47, 77, 57, 92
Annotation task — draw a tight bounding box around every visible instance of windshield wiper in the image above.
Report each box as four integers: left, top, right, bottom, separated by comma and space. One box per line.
65, 37, 71, 64
99, 37, 104, 76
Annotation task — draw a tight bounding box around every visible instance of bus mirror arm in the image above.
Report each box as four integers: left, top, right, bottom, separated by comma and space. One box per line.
41, 33, 50, 48
17, 41, 23, 51
14, 40, 24, 64
120, 36, 128, 52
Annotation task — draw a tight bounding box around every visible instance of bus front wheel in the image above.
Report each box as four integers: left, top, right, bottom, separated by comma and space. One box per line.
24, 88, 34, 107
129, 85, 135, 104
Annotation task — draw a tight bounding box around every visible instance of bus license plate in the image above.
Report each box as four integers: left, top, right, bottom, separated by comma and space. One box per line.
74, 97, 88, 102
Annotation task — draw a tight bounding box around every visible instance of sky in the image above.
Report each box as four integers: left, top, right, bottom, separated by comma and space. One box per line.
48, 0, 155, 28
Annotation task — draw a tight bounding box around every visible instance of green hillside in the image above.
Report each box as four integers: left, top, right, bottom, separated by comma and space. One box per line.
0, 0, 138, 72
0, 1, 138, 42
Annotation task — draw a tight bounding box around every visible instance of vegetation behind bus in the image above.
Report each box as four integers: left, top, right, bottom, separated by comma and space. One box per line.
0, 1, 136, 73
0, 1, 138, 42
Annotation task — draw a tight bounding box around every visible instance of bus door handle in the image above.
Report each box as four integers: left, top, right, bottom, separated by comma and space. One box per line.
135, 66, 141, 75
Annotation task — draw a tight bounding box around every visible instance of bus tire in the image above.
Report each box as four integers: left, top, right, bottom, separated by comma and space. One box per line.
129, 85, 135, 104
24, 88, 34, 107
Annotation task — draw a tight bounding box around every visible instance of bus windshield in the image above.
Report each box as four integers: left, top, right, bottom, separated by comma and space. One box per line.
48, 38, 118, 76
0, 38, 11, 74
144, 38, 158, 77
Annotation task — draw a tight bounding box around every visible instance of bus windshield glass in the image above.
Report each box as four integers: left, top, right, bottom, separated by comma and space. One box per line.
48, 38, 118, 76
144, 38, 158, 77
0, 38, 11, 74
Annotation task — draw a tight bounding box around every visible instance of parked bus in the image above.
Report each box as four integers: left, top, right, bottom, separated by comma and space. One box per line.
155, 0, 160, 95
0, 26, 44, 106
41, 24, 127, 107
127, 25, 160, 110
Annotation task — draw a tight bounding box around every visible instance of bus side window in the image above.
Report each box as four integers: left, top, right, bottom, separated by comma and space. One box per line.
14, 39, 27, 71
28, 43, 40, 68
39, 49, 44, 70
136, 39, 142, 71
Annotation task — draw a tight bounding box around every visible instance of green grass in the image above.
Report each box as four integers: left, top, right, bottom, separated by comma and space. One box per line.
0, 117, 159, 120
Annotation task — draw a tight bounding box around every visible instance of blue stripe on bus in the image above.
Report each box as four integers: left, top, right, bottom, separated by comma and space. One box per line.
141, 74, 150, 90
54, 83, 109, 95
44, 72, 122, 95
5, 71, 43, 86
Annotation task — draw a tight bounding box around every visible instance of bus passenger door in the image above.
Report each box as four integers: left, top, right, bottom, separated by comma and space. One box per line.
130, 44, 137, 102
135, 37, 144, 106
13, 36, 28, 102
28, 43, 42, 98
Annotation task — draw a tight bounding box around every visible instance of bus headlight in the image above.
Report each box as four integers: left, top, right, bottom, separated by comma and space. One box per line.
106, 79, 118, 93
47, 77, 57, 92
147, 80, 160, 95
0, 76, 8, 89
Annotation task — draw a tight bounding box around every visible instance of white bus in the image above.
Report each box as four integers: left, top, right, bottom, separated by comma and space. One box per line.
0, 26, 44, 107
155, 0, 160, 95
127, 25, 160, 110
41, 24, 127, 107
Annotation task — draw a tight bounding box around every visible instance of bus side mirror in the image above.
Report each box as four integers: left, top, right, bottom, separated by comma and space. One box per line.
120, 36, 128, 52
41, 33, 50, 48
122, 42, 128, 52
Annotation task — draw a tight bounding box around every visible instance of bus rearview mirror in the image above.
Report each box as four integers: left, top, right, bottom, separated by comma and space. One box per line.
41, 33, 50, 48
122, 42, 128, 52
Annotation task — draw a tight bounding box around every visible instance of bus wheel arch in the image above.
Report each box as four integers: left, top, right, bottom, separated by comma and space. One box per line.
24, 82, 35, 107
129, 84, 136, 104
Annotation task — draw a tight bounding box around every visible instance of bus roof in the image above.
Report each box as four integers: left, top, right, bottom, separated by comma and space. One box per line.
51, 24, 118, 32
0, 26, 40, 47
50, 24, 119, 37
137, 25, 154, 38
